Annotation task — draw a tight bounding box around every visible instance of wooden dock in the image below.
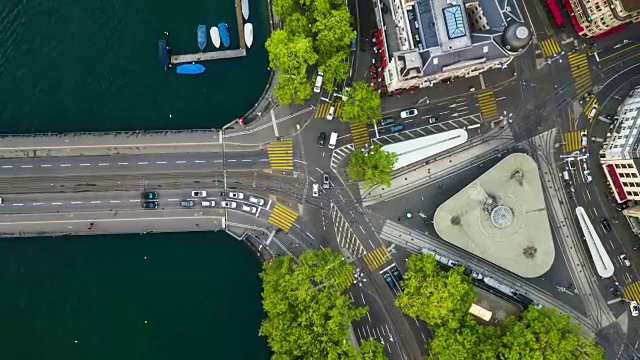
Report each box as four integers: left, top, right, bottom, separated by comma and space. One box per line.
235, 0, 246, 50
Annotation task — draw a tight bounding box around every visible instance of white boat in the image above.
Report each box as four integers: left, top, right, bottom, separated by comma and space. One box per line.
210, 27, 221, 48
242, 0, 249, 20
244, 23, 254, 48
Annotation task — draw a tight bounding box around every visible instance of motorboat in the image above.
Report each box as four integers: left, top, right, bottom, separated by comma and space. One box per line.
244, 23, 253, 48
197, 25, 207, 51
158, 39, 169, 69
218, 22, 230, 48
176, 63, 206, 75
242, 0, 249, 20
210, 26, 221, 48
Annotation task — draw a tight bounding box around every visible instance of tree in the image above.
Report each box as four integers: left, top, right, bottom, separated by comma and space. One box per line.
313, 8, 356, 60
500, 307, 605, 360
395, 254, 475, 328
259, 249, 367, 359
273, 73, 313, 104
283, 12, 312, 38
347, 144, 398, 187
357, 338, 387, 360
429, 317, 501, 360
341, 82, 382, 124
272, 0, 299, 20
319, 51, 351, 92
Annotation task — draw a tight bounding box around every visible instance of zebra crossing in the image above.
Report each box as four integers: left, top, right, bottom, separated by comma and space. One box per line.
568, 52, 592, 97
331, 202, 366, 259
266, 138, 293, 170
623, 281, 640, 304
267, 203, 299, 232
362, 246, 391, 270
315, 101, 344, 119
476, 90, 499, 121
562, 130, 586, 153
539, 38, 562, 58
350, 123, 370, 150
330, 144, 355, 172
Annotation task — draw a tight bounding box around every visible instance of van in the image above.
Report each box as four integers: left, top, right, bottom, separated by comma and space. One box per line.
328, 132, 338, 149
562, 171, 569, 181
313, 72, 324, 93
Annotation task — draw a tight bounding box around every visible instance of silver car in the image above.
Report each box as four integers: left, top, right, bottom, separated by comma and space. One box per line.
220, 201, 237, 209
248, 195, 265, 206
241, 204, 257, 214
228, 191, 245, 200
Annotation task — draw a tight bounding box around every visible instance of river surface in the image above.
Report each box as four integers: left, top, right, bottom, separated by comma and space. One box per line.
0, 0, 269, 133
0, 232, 270, 360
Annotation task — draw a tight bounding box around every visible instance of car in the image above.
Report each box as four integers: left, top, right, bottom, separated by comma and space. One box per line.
142, 191, 159, 200
581, 132, 588, 147
583, 170, 592, 183
220, 200, 237, 209
400, 108, 418, 118
567, 158, 575, 170
0, 197, 3, 204
327, 106, 335, 120
142, 201, 158, 209
191, 191, 207, 197
241, 204, 258, 214
202, 200, 216, 207
390, 266, 403, 281
620, 253, 631, 267
351, 37, 357, 51
383, 273, 396, 289
317, 132, 326, 147
630, 301, 640, 317
390, 124, 405, 133
180, 200, 195, 207
313, 72, 323, 93
380, 118, 394, 126
322, 173, 330, 189
248, 195, 265, 206
588, 104, 599, 119
601, 217, 611, 232
228, 191, 244, 200
425, 115, 438, 124
312, 183, 319, 196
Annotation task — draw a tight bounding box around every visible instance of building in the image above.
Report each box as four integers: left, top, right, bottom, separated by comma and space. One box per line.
564, 0, 640, 38
373, 0, 531, 92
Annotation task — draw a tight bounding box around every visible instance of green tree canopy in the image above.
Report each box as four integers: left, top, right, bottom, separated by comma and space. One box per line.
319, 50, 351, 92
266, 30, 317, 104
313, 8, 356, 60
395, 254, 475, 328
500, 307, 605, 360
429, 316, 501, 360
259, 249, 367, 359
357, 338, 387, 360
272, 0, 299, 19
283, 12, 312, 37
341, 82, 382, 124
347, 144, 398, 187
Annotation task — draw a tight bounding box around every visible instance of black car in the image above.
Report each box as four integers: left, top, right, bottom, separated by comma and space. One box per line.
142, 201, 158, 209
142, 191, 159, 200
601, 217, 612, 232
317, 132, 326, 147
390, 266, 403, 281
383, 273, 396, 289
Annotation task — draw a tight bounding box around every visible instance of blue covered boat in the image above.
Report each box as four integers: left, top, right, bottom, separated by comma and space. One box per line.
218, 22, 230, 48
176, 63, 206, 75
158, 39, 169, 69
197, 25, 207, 51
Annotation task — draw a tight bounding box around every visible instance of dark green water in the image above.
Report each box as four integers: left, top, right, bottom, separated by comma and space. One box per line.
0, 0, 270, 133
0, 232, 270, 360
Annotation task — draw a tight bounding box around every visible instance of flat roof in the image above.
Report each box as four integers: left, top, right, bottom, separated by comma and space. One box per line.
432, 153, 555, 278
381, 129, 468, 170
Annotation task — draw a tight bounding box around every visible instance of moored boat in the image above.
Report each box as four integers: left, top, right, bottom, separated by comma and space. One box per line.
197, 25, 207, 51
218, 22, 230, 48
244, 23, 253, 48
158, 39, 170, 69
210, 27, 221, 48
242, 0, 250, 20
176, 63, 206, 75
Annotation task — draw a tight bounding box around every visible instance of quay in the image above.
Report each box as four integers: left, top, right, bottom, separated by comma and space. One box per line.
170, 0, 247, 64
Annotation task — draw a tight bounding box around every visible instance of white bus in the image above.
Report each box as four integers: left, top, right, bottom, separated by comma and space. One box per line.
469, 303, 492, 321
328, 132, 338, 149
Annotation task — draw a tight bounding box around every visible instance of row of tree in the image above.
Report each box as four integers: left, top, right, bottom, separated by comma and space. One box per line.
396, 254, 606, 359
267, 0, 356, 104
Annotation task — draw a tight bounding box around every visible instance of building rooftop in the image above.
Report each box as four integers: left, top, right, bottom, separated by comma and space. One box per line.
432, 153, 555, 278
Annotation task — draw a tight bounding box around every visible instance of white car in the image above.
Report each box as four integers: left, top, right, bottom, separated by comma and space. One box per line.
327, 106, 335, 120
583, 170, 592, 183
620, 253, 631, 267
228, 191, 244, 200
580, 132, 588, 147
241, 204, 257, 214
201, 200, 216, 207
588, 104, 599, 119
220, 201, 237, 209
312, 183, 319, 197
191, 190, 207, 197
248, 195, 265, 206
630, 301, 639, 317
400, 108, 418, 118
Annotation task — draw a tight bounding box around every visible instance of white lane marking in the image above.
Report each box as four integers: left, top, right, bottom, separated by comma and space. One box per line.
176, 161, 186, 164
32, 203, 43, 205
80, 163, 91, 166
129, 199, 140, 202
137, 162, 148, 165
71, 201, 83, 204
194, 160, 206, 163
156, 161, 167, 164
118, 162, 129, 165
228, 159, 236, 162
99, 163, 110, 166
51, 202, 62, 205
41, 164, 52, 167
13, 203, 24, 206
61, 164, 71, 167
167, 198, 179, 201
242, 159, 252, 162
110, 200, 121, 203
90, 201, 102, 204
214, 160, 223, 163
20, 165, 32, 168
1, 165, 13, 168
258, 159, 269, 162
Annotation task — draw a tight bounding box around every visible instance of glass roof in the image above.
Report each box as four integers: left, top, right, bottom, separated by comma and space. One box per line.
443, 5, 466, 39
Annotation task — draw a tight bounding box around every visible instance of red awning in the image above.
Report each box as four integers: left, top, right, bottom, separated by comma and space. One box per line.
562, 0, 585, 34
545, 0, 564, 26
606, 164, 628, 202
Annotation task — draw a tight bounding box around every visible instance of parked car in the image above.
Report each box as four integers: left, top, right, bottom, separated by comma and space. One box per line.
380, 118, 394, 126
248, 195, 265, 206
400, 108, 418, 118
312, 183, 319, 197
228, 191, 244, 200
142, 201, 158, 209
322, 173, 331, 189
202, 200, 216, 207
390, 266, 403, 281
567, 158, 575, 170
221, 201, 237, 209
383, 273, 396, 289
180, 200, 195, 208
601, 217, 611, 232
241, 204, 258, 214
317, 132, 326, 147
142, 191, 159, 200
630, 301, 639, 317
620, 253, 631, 267
391, 124, 405, 133
327, 106, 335, 120
581, 132, 588, 147
583, 170, 592, 183
191, 191, 207, 197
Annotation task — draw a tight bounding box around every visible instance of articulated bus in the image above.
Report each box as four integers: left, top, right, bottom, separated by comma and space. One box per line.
469, 303, 492, 321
